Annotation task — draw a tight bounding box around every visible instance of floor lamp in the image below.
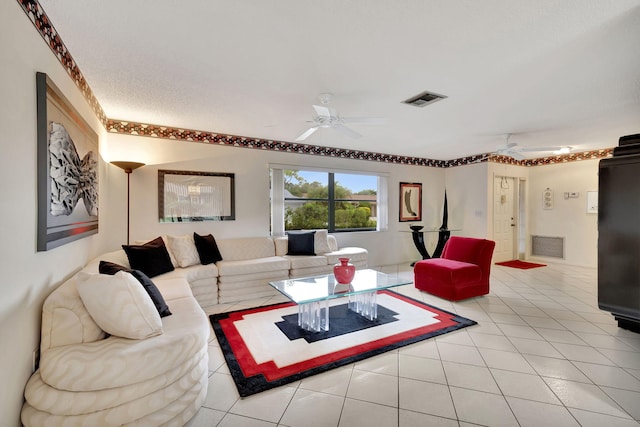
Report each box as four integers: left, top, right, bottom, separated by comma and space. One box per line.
111, 161, 145, 245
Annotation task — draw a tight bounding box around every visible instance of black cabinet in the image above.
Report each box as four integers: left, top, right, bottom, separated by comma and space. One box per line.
598, 135, 640, 333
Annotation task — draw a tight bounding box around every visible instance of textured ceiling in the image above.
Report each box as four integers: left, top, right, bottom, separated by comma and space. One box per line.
38, 0, 640, 160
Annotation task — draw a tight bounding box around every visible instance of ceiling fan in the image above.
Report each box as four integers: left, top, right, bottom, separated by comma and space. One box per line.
494, 134, 571, 160
295, 93, 385, 142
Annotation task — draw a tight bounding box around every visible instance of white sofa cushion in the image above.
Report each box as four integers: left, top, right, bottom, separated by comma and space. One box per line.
290, 265, 334, 278
217, 270, 290, 284
325, 247, 369, 265
284, 255, 328, 269
161, 262, 218, 282
76, 272, 163, 340
217, 237, 276, 261
314, 229, 332, 254
166, 234, 200, 267
328, 235, 339, 252
216, 256, 289, 276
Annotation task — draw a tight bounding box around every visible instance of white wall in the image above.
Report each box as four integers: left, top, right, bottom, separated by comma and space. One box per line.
445, 162, 491, 238
528, 159, 599, 267
105, 133, 447, 267
447, 159, 599, 268
0, 2, 110, 425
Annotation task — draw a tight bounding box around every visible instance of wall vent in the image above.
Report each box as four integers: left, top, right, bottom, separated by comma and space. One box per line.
402, 91, 447, 107
531, 235, 564, 259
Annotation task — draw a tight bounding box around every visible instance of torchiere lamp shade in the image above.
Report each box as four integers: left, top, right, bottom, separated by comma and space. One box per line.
111, 161, 145, 174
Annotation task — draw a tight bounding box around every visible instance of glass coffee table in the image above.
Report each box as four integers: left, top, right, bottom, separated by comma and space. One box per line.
269, 269, 412, 332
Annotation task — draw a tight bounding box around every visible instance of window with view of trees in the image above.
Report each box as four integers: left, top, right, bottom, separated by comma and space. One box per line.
282, 170, 378, 232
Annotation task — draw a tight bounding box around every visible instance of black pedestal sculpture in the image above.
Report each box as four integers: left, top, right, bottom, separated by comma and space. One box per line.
410, 191, 451, 263
433, 190, 451, 257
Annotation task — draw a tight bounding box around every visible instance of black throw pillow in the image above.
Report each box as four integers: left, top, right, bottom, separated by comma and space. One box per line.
193, 232, 223, 265
122, 236, 174, 278
287, 231, 316, 256
99, 261, 172, 317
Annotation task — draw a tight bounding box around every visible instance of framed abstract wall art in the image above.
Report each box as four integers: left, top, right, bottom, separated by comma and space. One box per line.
36, 72, 100, 251
399, 182, 422, 222
158, 170, 235, 222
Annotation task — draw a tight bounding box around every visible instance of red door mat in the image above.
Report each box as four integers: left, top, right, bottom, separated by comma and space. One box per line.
496, 260, 546, 269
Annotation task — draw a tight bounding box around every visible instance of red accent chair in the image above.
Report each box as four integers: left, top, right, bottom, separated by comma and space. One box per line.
414, 236, 496, 301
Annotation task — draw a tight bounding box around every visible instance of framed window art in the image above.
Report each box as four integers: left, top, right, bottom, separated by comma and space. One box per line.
158, 170, 235, 222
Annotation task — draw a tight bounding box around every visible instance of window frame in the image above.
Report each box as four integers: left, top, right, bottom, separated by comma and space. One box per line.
271, 165, 387, 235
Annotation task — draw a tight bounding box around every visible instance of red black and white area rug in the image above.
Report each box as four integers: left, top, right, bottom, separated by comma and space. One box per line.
210, 290, 476, 397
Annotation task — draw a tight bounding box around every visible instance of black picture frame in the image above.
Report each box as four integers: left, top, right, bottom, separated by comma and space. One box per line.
37, 72, 100, 251
399, 182, 422, 222
158, 170, 235, 222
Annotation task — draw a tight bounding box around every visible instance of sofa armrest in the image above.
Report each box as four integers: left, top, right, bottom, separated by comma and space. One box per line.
40, 277, 105, 352
39, 297, 208, 392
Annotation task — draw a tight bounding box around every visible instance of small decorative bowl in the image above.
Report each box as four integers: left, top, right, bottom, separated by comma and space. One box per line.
409, 225, 424, 231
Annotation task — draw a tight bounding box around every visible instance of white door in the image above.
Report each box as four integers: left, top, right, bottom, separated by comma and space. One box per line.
493, 176, 516, 262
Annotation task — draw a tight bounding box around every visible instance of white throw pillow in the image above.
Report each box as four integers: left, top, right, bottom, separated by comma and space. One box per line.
166, 234, 200, 267
314, 229, 332, 254
76, 271, 163, 339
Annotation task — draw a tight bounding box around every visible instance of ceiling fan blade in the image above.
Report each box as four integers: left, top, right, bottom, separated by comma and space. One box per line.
518, 146, 565, 152
312, 105, 332, 118
333, 124, 362, 139
342, 117, 387, 125
509, 151, 525, 160
295, 126, 319, 141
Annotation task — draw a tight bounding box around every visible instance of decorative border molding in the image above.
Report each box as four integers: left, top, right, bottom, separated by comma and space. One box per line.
487, 148, 613, 166
19, 0, 615, 169
448, 153, 492, 167
106, 119, 450, 167
17, 0, 107, 125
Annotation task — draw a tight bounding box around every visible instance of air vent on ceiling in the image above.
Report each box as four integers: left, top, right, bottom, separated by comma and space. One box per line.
402, 91, 447, 108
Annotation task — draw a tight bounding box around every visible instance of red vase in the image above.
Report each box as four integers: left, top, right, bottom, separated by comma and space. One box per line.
333, 257, 356, 284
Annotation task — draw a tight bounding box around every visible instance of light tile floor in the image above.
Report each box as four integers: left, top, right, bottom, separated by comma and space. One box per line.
186, 263, 640, 426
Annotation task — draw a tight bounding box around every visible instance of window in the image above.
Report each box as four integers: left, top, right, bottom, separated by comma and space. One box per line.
271, 167, 388, 234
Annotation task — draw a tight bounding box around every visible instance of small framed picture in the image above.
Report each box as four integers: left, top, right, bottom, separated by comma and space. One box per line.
399, 182, 422, 222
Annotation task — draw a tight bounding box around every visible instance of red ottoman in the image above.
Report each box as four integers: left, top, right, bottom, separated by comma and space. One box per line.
414, 237, 495, 301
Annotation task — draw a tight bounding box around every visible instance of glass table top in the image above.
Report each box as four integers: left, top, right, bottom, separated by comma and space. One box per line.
269, 269, 413, 305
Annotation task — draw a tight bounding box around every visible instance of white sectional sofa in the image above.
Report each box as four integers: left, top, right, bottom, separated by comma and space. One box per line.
91, 232, 368, 307
21, 269, 209, 426
22, 230, 367, 426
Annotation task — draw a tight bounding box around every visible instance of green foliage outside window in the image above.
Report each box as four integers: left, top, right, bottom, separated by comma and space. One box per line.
284, 170, 377, 231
